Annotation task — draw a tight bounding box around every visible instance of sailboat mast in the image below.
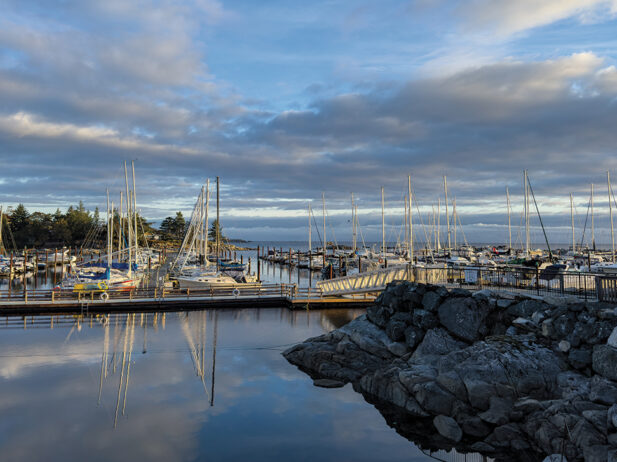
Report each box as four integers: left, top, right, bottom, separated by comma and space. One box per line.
524, 170, 530, 257
351, 193, 356, 253
124, 162, 132, 275
381, 187, 385, 256
609, 171, 615, 262
506, 187, 511, 249
132, 161, 138, 261
591, 183, 595, 250
308, 203, 312, 253
444, 176, 450, 252
408, 176, 413, 263
453, 197, 457, 252
322, 192, 326, 256
570, 193, 575, 253
437, 198, 441, 251
205, 180, 210, 262
118, 192, 123, 259
216, 176, 220, 271
107, 189, 111, 270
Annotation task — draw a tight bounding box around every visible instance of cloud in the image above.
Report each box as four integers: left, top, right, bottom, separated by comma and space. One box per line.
457, 0, 617, 37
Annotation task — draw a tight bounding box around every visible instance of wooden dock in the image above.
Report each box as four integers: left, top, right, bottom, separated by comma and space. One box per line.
0, 283, 375, 316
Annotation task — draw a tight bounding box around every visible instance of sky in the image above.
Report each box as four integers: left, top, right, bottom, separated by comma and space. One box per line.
2, 0, 617, 245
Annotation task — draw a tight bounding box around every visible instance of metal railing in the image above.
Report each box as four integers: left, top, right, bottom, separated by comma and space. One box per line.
318, 264, 603, 301
0, 283, 317, 305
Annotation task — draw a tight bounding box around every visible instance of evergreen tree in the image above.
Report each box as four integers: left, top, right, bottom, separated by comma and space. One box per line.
208, 219, 225, 243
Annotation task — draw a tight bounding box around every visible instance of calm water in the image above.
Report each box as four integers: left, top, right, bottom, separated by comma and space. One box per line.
0, 307, 451, 462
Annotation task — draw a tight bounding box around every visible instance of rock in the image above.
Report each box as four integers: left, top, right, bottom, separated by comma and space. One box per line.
594, 345, 617, 381
469, 441, 496, 453
585, 445, 610, 462
590, 376, 617, 406
583, 409, 609, 434
512, 317, 539, 332
313, 378, 345, 388
414, 381, 456, 415
609, 405, 617, 430
496, 298, 513, 309
569, 347, 592, 370
422, 291, 442, 312
610, 449, 617, 462
433, 415, 462, 442
438, 296, 488, 342
542, 319, 555, 338
608, 327, 617, 348
403, 325, 424, 349
366, 304, 389, 328
485, 423, 524, 449
436, 371, 467, 401
411, 309, 439, 330
411, 328, 467, 360
514, 398, 544, 414
459, 414, 492, 437
398, 364, 437, 391
571, 418, 607, 453
478, 397, 513, 426
542, 455, 564, 462
385, 319, 407, 342
508, 299, 545, 318
558, 340, 571, 353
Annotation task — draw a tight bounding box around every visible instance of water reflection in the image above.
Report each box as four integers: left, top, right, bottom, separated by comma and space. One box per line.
0, 307, 469, 462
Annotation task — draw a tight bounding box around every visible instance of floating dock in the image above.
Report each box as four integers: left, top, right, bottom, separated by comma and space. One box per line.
0, 283, 375, 316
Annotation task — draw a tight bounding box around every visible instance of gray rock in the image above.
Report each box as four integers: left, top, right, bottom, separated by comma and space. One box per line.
398, 364, 437, 392
610, 449, 617, 462
438, 296, 488, 342
411, 328, 467, 360
559, 340, 571, 353
594, 345, 617, 381
585, 445, 610, 462
609, 405, 617, 430
412, 309, 439, 330
542, 456, 564, 462
385, 319, 407, 342
433, 415, 462, 442
403, 325, 424, 349
421, 291, 442, 312
366, 304, 389, 328
590, 376, 617, 406
459, 414, 492, 437
571, 418, 607, 453
414, 381, 456, 415
469, 441, 496, 453
485, 423, 524, 449
496, 298, 513, 309
514, 398, 544, 413
531, 311, 546, 324
508, 299, 545, 318
313, 378, 345, 388
436, 371, 467, 401
583, 409, 609, 434
608, 432, 617, 446
569, 347, 592, 369
542, 319, 555, 338
512, 317, 539, 332
478, 397, 513, 425
608, 327, 617, 348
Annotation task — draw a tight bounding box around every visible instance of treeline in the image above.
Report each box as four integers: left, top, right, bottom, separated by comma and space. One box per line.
0, 203, 155, 250
0, 204, 227, 250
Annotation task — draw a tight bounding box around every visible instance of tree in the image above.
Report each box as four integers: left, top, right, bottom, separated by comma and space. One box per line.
9, 204, 29, 248
208, 219, 225, 243
172, 212, 186, 239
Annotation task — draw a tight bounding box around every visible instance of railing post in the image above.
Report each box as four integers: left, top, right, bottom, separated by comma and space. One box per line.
535, 266, 540, 295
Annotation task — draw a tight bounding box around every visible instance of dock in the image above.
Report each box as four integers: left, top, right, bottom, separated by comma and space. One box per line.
0, 283, 375, 316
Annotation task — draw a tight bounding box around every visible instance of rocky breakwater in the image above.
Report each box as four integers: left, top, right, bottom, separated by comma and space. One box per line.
283, 282, 617, 461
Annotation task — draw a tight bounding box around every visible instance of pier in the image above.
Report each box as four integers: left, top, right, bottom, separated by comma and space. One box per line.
0, 283, 374, 315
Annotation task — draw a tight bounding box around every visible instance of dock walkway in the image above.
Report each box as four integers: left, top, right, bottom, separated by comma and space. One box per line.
0, 283, 375, 315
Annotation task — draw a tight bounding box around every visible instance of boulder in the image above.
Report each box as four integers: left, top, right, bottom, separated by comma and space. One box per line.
569, 347, 592, 370
403, 325, 424, 349
414, 381, 456, 415
411, 309, 439, 330
411, 328, 467, 360
608, 327, 617, 348
590, 376, 617, 406
437, 296, 488, 342
593, 345, 617, 381
508, 299, 545, 318
421, 290, 442, 312
478, 397, 513, 426
433, 415, 462, 442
